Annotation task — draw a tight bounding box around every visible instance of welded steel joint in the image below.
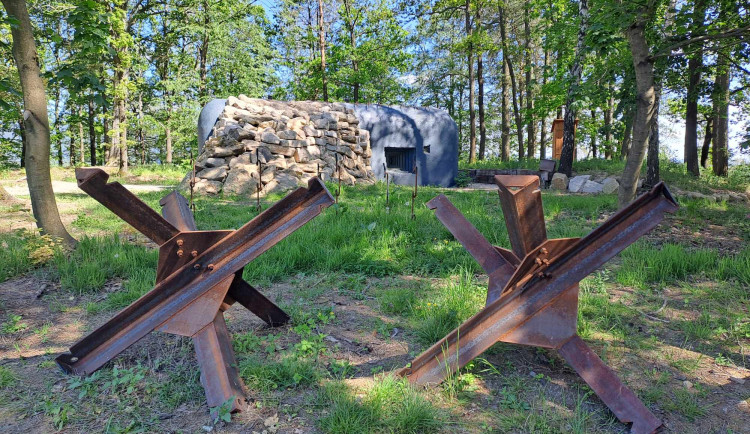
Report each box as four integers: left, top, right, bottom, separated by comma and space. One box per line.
398, 175, 678, 434
57, 168, 334, 414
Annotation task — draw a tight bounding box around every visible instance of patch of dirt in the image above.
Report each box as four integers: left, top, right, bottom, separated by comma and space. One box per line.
1, 268, 749, 433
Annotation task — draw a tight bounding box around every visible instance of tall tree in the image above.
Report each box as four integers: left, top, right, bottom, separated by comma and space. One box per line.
465, 0, 476, 163
619, 5, 656, 208
1, 0, 75, 246
558, 0, 588, 177
683, 0, 707, 177
318, 0, 328, 101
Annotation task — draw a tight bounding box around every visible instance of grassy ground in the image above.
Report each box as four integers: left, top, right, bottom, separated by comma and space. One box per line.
0, 164, 748, 433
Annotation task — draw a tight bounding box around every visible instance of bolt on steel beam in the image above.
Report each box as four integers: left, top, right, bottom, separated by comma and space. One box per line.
57, 168, 334, 413
399, 175, 677, 434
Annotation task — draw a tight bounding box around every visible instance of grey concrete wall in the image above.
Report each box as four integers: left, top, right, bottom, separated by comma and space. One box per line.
349, 104, 457, 187
197, 99, 458, 187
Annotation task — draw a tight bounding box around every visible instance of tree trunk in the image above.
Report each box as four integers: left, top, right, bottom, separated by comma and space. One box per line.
199, 0, 209, 103
137, 93, 144, 165
559, 0, 589, 176
109, 95, 120, 166
683, 0, 706, 177
118, 97, 128, 173
53, 86, 62, 166
18, 118, 25, 168
466, 0, 476, 163
165, 102, 173, 164
619, 17, 656, 208
712, 59, 729, 177
2, 0, 75, 246
501, 55, 510, 161
621, 107, 633, 159
645, 88, 660, 187
69, 121, 76, 166
88, 97, 96, 165
540, 38, 549, 160
101, 104, 109, 166
499, 3, 522, 159
318, 0, 328, 101
700, 117, 712, 168
604, 93, 613, 159
477, 52, 486, 160
78, 117, 84, 164
524, 2, 535, 159
590, 108, 597, 158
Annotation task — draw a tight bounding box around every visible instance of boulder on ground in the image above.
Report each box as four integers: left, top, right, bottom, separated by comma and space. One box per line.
568, 175, 591, 193
551, 173, 568, 191
581, 180, 604, 194
601, 177, 619, 194
196, 166, 228, 181
223, 169, 259, 196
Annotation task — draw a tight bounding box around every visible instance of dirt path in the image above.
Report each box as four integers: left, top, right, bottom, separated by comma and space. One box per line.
1, 180, 167, 197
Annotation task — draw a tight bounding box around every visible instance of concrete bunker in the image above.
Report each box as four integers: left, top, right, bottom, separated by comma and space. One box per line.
198, 99, 458, 188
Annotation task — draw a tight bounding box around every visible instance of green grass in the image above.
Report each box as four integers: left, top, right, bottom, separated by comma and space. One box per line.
617, 243, 750, 288
318, 376, 441, 434
52, 236, 157, 294
239, 355, 320, 393
0, 366, 16, 389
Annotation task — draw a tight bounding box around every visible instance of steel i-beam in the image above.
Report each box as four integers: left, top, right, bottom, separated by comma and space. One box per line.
398, 175, 677, 434
57, 168, 334, 412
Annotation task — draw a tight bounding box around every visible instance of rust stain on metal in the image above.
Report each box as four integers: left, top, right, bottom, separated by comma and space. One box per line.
57, 168, 334, 413
399, 175, 677, 434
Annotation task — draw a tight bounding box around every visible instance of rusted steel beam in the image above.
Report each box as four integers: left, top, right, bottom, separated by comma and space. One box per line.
426, 194, 515, 304
400, 180, 677, 434
226, 276, 290, 327
160, 191, 198, 232
75, 168, 178, 245
495, 175, 547, 258
58, 170, 333, 414
193, 310, 248, 410
558, 336, 662, 434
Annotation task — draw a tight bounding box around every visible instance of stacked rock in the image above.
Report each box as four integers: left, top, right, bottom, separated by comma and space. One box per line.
189, 96, 375, 196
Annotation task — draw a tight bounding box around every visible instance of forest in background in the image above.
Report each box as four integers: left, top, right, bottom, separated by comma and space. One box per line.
0, 0, 748, 177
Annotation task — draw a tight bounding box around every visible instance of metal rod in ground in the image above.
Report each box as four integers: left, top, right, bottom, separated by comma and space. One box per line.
189, 153, 196, 213
411, 165, 418, 220
335, 153, 341, 205
383, 163, 390, 213
256, 149, 262, 211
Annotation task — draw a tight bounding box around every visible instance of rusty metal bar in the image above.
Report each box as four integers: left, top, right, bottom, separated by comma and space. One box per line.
559, 336, 662, 434
56, 177, 334, 376
411, 165, 418, 220
495, 175, 547, 258
160, 191, 197, 232
75, 168, 178, 245
226, 274, 290, 327
193, 310, 248, 411
426, 194, 515, 303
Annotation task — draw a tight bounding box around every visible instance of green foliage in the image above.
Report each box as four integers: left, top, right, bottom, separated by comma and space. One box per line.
1, 314, 27, 334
